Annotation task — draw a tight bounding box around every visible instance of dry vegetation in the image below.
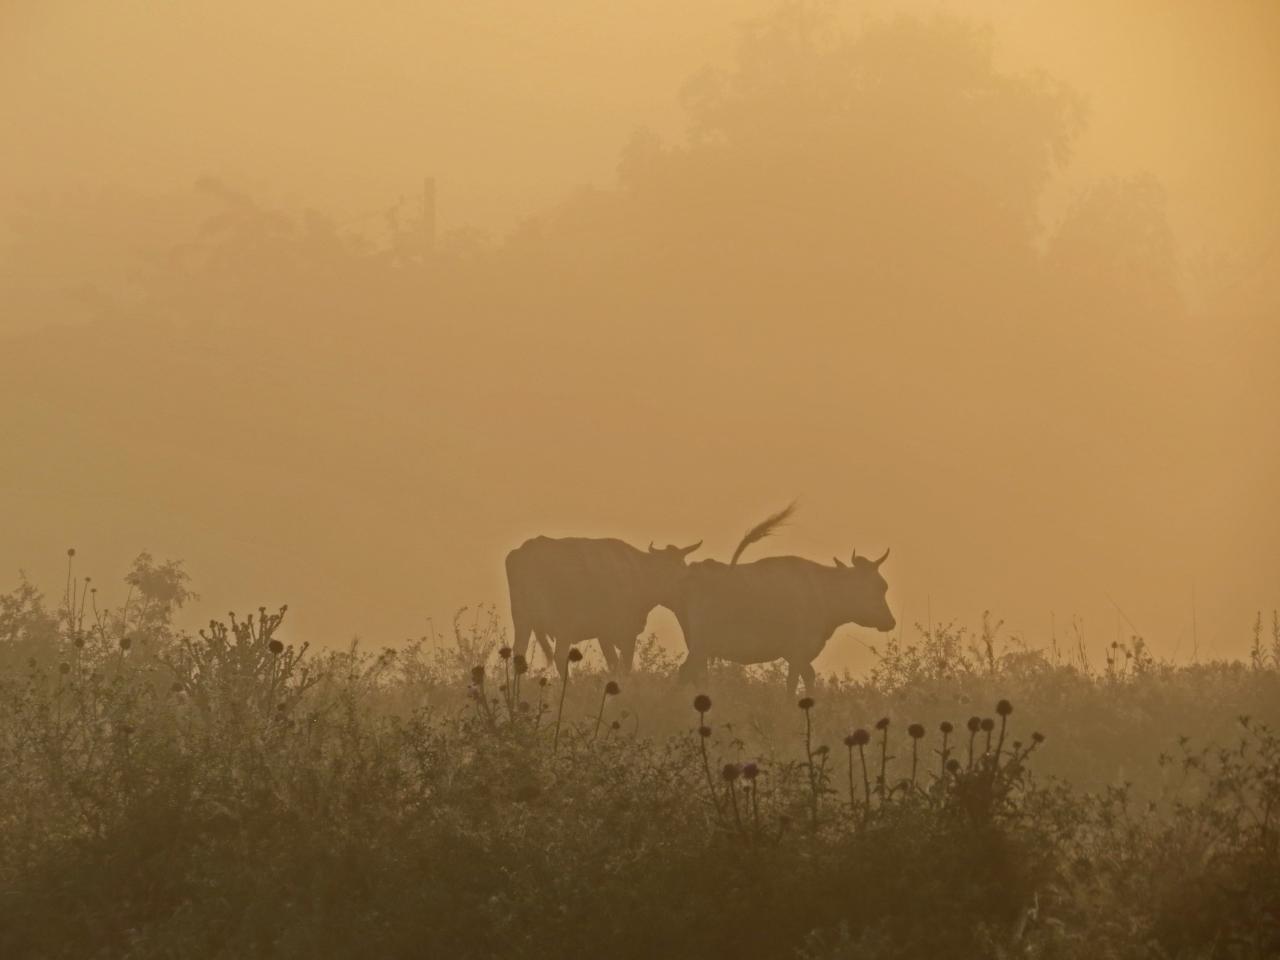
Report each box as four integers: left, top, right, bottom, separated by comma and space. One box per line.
2, 556, 1277, 958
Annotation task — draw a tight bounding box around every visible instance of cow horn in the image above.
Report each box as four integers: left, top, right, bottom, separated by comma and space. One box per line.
678, 540, 703, 558
833, 556, 846, 568
648, 541, 656, 553
873, 548, 890, 567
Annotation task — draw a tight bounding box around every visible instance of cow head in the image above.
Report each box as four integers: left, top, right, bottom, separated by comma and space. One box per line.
608, 540, 702, 672
832, 548, 896, 632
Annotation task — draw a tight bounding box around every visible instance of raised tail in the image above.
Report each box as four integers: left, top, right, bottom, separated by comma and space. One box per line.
730, 501, 798, 565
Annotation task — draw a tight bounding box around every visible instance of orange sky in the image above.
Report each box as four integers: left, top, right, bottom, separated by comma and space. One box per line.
1, 1, 1277, 668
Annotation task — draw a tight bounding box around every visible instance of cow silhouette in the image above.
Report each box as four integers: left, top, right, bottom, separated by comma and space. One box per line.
506, 535, 702, 676
672, 505, 895, 694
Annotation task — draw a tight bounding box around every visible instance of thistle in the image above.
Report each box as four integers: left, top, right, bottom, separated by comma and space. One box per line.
593, 680, 621, 740
693, 694, 723, 822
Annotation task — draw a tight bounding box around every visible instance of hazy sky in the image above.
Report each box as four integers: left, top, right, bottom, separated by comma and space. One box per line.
2, 1, 1277, 667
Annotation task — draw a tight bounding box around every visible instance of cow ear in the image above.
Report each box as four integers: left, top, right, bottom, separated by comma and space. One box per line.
833, 557, 846, 568
850, 550, 858, 564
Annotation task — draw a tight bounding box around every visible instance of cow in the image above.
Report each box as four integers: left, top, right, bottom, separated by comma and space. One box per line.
672, 506, 896, 695
506, 535, 702, 677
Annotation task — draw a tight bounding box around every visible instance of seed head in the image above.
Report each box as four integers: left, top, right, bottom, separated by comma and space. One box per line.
798, 697, 815, 711
567, 647, 583, 663
995, 699, 1013, 717
967, 716, 982, 733
850, 728, 870, 747
605, 681, 621, 696
698, 725, 712, 738
693, 694, 712, 714
268, 639, 284, 655
610, 720, 621, 731
538, 676, 549, 687
946, 758, 961, 774
813, 744, 830, 757
119, 635, 132, 652
470, 665, 486, 685
875, 717, 890, 730
741, 762, 759, 781
1031, 732, 1045, 744
498, 646, 512, 660
980, 718, 995, 732
940, 721, 954, 734
908, 723, 925, 739
721, 763, 741, 782
67, 548, 76, 557
513, 655, 529, 674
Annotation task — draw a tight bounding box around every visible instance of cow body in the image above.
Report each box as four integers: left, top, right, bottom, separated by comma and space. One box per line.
506, 535, 699, 675
673, 552, 896, 695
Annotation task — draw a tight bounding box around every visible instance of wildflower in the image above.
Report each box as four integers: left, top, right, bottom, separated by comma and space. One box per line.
798, 696, 815, 711
67, 548, 76, 557
693, 694, 712, 713
996, 699, 1013, 717
980, 718, 995, 732
498, 646, 512, 660
268, 639, 284, 655
940, 721, 954, 734
471, 665, 486, 685
567, 647, 583, 663
850, 728, 870, 746
513, 655, 529, 675
843, 733, 858, 747
605, 681, 620, 696
119, 635, 132, 652
908, 723, 925, 739
967, 716, 982, 732
699, 725, 712, 738
946, 758, 961, 774
722, 763, 741, 782
1032, 732, 1045, 744
875, 717, 890, 730
742, 762, 759, 781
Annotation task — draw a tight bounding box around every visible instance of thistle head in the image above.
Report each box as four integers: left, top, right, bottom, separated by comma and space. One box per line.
567, 647, 583, 663
940, 721, 954, 735
995, 699, 1013, 717
946, 758, 961, 774
268, 639, 284, 655
119, 635, 132, 652
722, 763, 741, 782
850, 728, 871, 747
875, 717, 890, 731
741, 762, 760, 781
604, 681, 620, 696
693, 694, 712, 714
908, 723, 925, 740
698, 725, 712, 738
980, 718, 995, 733
798, 697, 815, 711
498, 646, 512, 660
1031, 731, 1045, 744
967, 716, 982, 733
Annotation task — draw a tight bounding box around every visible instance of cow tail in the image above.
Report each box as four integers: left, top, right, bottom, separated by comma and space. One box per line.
730, 501, 798, 565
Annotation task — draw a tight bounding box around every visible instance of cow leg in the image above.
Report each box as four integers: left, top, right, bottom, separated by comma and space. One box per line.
534, 631, 555, 668
511, 612, 533, 662
617, 635, 638, 674
597, 638, 621, 674
799, 662, 817, 695
786, 661, 801, 697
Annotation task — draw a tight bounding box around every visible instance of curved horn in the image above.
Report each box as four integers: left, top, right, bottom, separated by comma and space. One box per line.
648, 541, 656, 553
833, 556, 846, 568
873, 548, 890, 568
678, 540, 703, 558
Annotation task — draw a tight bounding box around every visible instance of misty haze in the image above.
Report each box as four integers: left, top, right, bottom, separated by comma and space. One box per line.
2, 2, 1278, 957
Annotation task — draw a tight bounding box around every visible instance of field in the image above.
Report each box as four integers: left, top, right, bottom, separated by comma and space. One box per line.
2, 562, 1278, 959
